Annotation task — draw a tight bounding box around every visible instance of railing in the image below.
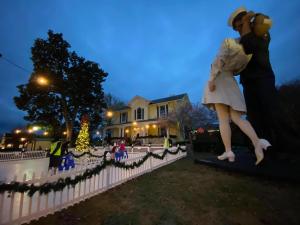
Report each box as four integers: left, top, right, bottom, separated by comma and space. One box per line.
0, 146, 186, 225
0, 146, 160, 162
0, 151, 47, 162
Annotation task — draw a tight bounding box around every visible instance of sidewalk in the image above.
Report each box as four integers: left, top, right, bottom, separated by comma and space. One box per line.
194, 147, 300, 183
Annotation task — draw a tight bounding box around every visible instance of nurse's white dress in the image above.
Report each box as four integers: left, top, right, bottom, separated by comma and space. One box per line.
202, 38, 252, 113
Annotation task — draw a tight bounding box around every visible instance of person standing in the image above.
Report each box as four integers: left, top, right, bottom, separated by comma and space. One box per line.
163, 135, 169, 150
227, 7, 284, 154
202, 38, 271, 165
49, 137, 63, 174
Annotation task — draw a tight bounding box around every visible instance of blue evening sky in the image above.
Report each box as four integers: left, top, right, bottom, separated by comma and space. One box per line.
0, 0, 300, 133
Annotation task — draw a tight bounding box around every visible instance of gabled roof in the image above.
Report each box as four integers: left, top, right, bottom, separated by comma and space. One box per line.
128, 95, 150, 106
111, 105, 131, 111
150, 93, 187, 104
110, 93, 189, 111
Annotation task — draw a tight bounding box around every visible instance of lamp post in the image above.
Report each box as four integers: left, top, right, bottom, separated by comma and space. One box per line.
35, 75, 70, 141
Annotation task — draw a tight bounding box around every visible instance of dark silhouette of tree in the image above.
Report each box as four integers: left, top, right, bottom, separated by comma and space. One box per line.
278, 79, 300, 133
104, 93, 126, 109
14, 30, 108, 142
162, 102, 216, 139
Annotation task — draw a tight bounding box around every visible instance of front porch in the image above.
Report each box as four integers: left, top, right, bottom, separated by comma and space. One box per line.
104, 120, 180, 145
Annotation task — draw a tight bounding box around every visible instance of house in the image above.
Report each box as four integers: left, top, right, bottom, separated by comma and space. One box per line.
104, 93, 191, 144
0, 132, 53, 151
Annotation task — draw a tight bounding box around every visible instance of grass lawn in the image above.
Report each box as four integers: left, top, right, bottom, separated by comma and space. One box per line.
28, 158, 300, 225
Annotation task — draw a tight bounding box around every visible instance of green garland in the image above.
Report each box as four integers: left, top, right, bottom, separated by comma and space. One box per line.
68, 151, 105, 159
0, 147, 186, 196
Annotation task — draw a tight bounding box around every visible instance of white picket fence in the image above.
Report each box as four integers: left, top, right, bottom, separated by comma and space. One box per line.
0, 151, 47, 162
0, 146, 186, 225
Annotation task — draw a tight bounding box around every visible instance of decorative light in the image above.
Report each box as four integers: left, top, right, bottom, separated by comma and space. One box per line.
107, 111, 113, 117
63, 131, 67, 135
28, 129, 33, 133
32, 126, 40, 131
7, 144, 13, 148
43, 131, 49, 136
125, 129, 129, 133
36, 76, 49, 86
96, 131, 100, 135
20, 138, 26, 142
152, 124, 157, 128
133, 122, 137, 126
145, 125, 149, 129
15, 129, 21, 134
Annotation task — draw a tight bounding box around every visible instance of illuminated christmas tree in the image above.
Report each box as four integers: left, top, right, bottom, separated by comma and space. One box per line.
75, 114, 90, 151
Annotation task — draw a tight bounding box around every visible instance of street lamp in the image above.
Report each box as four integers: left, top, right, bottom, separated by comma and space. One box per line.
36, 76, 49, 86
107, 111, 113, 117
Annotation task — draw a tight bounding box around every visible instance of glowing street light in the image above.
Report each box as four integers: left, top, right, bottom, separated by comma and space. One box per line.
63, 131, 67, 135
107, 111, 113, 117
36, 76, 49, 86
28, 129, 33, 133
20, 138, 26, 142
43, 131, 49, 136
15, 129, 21, 134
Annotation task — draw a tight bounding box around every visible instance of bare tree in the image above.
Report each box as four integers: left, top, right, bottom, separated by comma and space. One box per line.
161, 101, 216, 140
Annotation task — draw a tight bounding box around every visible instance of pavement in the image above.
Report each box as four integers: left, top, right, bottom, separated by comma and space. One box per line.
193, 147, 300, 183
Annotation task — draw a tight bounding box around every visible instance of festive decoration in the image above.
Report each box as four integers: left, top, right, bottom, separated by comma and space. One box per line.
67, 150, 105, 159
75, 114, 90, 151
0, 147, 186, 196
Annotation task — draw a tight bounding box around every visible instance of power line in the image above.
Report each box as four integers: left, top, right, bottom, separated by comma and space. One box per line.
0, 53, 31, 73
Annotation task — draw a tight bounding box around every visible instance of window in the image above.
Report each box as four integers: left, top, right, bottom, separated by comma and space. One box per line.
120, 112, 127, 123
135, 107, 144, 120
160, 106, 166, 117
159, 104, 168, 118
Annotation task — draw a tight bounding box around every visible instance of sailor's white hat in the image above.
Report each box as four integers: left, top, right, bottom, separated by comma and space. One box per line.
228, 7, 247, 27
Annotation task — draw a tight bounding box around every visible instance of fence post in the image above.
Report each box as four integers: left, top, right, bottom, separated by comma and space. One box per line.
8, 175, 17, 222
149, 146, 153, 172
106, 165, 111, 189
28, 172, 35, 217
0, 186, 4, 224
